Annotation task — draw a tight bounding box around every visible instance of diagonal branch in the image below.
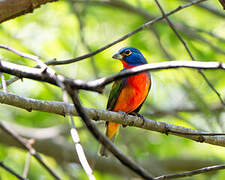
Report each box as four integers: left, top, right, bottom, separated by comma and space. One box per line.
155, 164, 225, 179
72, 4, 99, 78
62, 88, 96, 180
66, 88, 154, 179
1, 122, 223, 176
219, 0, 225, 10
47, 0, 207, 65
0, 60, 103, 92
154, 0, 225, 106
0, 0, 57, 23
0, 121, 61, 180
0, 72, 7, 92
0, 161, 25, 180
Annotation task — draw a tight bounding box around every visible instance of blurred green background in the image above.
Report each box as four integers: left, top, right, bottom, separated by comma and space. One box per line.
0, 0, 225, 179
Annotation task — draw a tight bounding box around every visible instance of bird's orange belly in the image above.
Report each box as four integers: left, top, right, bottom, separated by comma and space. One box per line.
113, 73, 150, 113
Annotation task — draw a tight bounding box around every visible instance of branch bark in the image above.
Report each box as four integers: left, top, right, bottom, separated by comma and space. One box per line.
0, 161, 25, 180
1, 122, 222, 176
0, 60, 103, 92
0, 91, 225, 147
67, 89, 154, 179
0, 0, 57, 23
1, 60, 225, 93
155, 164, 225, 179
0, 121, 61, 180
48, 0, 207, 65
219, 0, 225, 9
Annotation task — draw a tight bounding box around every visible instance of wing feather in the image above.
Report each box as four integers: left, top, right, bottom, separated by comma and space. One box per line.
106, 79, 127, 111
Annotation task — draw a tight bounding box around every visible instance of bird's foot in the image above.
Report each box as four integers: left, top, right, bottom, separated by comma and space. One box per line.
129, 112, 143, 118
163, 123, 170, 135
118, 111, 128, 128
129, 112, 145, 126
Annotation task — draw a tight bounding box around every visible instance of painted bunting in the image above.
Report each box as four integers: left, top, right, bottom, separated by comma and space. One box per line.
99, 47, 151, 157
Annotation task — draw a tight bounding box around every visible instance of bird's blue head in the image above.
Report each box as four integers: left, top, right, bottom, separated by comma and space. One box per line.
112, 47, 148, 68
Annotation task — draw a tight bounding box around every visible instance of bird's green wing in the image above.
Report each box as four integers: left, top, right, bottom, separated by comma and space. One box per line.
106, 79, 125, 111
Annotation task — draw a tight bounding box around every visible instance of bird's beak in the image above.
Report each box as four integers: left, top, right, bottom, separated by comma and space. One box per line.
112, 53, 123, 60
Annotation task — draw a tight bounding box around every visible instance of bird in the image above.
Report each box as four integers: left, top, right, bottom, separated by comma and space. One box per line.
98, 47, 151, 157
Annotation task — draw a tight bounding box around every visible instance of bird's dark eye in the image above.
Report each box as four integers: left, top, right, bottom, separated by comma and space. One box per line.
124, 50, 131, 56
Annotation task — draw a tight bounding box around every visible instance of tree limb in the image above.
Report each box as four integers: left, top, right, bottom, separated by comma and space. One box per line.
47, 0, 207, 65
155, 164, 225, 179
0, 60, 103, 92
0, 121, 61, 180
1, 59, 225, 93
68, 89, 155, 179
154, 0, 225, 106
1, 122, 223, 176
0, 161, 25, 180
0, 91, 225, 147
0, 0, 57, 23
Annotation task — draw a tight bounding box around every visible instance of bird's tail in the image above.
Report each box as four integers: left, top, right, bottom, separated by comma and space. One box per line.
98, 122, 120, 157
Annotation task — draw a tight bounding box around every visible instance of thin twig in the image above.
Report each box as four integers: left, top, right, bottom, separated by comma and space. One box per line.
0, 0, 208, 88
72, 4, 99, 78
46, 0, 207, 65
167, 129, 225, 136
184, 24, 225, 44
22, 152, 31, 179
0, 121, 61, 180
0, 76, 19, 89
182, 0, 225, 16
77, 0, 225, 57
62, 90, 96, 180
174, 23, 225, 56
0, 161, 25, 180
155, 164, 225, 179
0, 44, 47, 69
0, 60, 103, 92
22, 139, 34, 179
33, 54, 96, 180
1, 122, 222, 176
0, 73, 7, 92
154, 0, 225, 106
151, 28, 174, 60
67, 88, 154, 179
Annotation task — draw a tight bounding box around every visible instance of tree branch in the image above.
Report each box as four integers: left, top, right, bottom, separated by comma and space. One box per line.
0, 161, 25, 180
46, 0, 207, 65
1, 91, 225, 147
0, 0, 57, 23
1, 122, 223, 176
1, 59, 225, 93
154, 0, 225, 106
155, 164, 225, 179
0, 121, 61, 180
89, 61, 225, 88
67, 89, 154, 179
0, 60, 103, 92
62, 89, 96, 180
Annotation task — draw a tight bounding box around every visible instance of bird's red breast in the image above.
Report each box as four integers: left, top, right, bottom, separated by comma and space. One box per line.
106, 61, 151, 139
113, 72, 150, 113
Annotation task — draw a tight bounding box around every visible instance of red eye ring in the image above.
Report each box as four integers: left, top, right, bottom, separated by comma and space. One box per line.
124, 50, 132, 56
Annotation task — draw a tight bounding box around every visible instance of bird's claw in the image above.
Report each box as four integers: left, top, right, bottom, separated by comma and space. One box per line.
118, 111, 128, 128
129, 112, 142, 118
129, 112, 145, 126
163, 124, 170, 135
